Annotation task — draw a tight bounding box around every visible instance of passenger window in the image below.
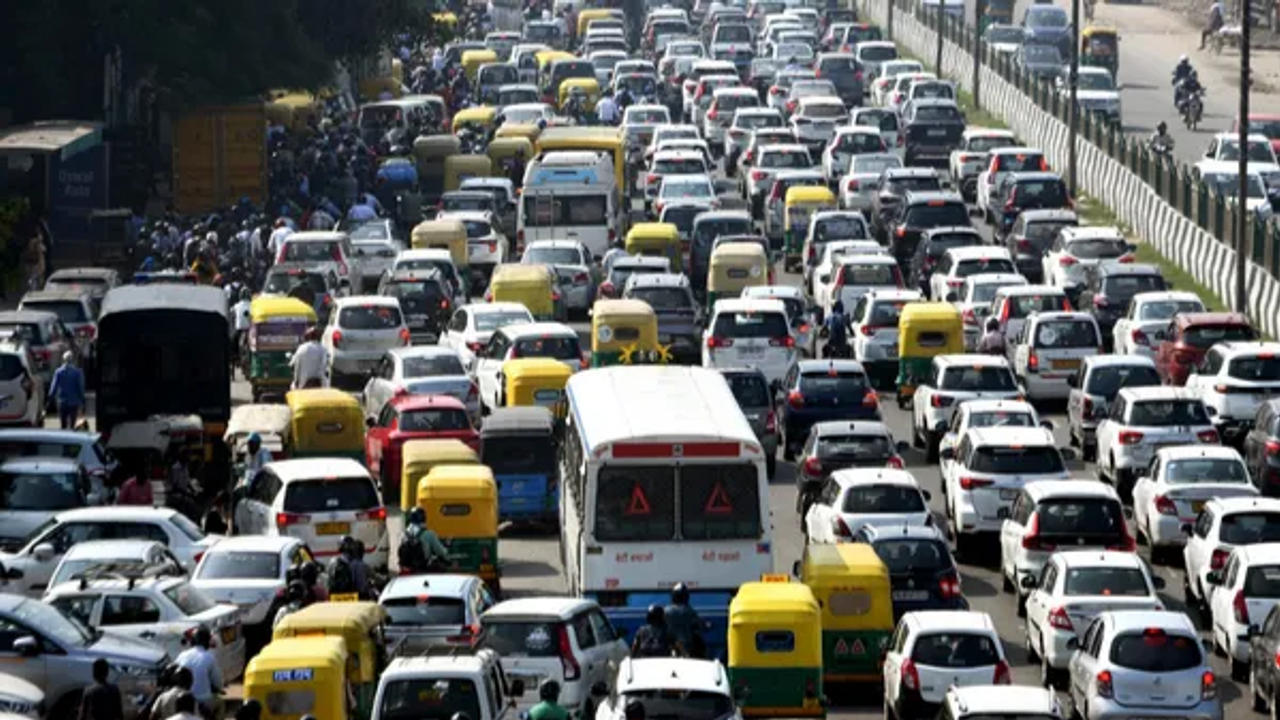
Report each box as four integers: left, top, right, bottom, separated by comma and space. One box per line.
1195, 511, 1214, 539
102, 595, 161, 625
1087, 622, 1105, 657
0, 618, 31, 653
589, 611, 618, 643
116, 523, 170, 544
42, 522, 104, 554
1225, 557, 1240, 587
485, 667, 502, 717
572, 612, 597, 650
377, 405, 397, 428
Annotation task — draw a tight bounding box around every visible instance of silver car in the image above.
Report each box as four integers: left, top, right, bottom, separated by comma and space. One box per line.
746, 144, 813, 216
520, 239, 597, 312
380, 573, 495, 657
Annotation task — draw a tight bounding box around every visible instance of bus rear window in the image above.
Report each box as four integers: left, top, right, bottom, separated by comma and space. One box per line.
680, 463, 761, 540
594, 466, 675, 541
524, 195, 609, 226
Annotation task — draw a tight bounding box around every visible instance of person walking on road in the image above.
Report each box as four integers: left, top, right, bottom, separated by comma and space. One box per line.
1201, 0, 1225, 48
528, 680, 569, 720
49, 351, 86, 429
78, 658, 124, 720
175, 627, 223, 718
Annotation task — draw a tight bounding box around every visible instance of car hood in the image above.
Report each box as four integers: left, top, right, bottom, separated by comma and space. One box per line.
91, 630, 169, 665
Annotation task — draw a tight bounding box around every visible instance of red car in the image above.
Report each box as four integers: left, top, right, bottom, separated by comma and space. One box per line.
1235, 114, 1280, 156
1155, 311, 1258, 386
365, 393, 479, 496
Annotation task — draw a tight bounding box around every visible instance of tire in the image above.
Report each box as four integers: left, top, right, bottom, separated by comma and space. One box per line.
1025, 625, 1039, 663
1002, 568, 1015, 593
766, 454, 777, 480
1235, 658, 1250, 683
925, 431, 939, 463
1253, 664, 1268, 712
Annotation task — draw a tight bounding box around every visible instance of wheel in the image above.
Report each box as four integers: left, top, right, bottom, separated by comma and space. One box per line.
1025, 624, 1039, 663
766, 454, 777, 480
1235, 658, 1250, 682
925, 431, 939, 463
1252, 664, 1268, 712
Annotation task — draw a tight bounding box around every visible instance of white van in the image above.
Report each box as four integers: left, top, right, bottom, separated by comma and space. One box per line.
518, 154, 619, 259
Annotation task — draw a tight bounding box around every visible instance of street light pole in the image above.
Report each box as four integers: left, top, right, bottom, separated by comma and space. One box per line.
936, 1, 945, 74
1236, 2, 1252, 314
973, 0, 984, 106
1068, 0, 1079, 197
887, 0, 894, 42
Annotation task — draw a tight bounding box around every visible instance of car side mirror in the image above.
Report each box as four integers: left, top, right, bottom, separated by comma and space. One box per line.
589, 681, 607, 698
510, 679, 526, 697
1065, 636, 1080, 651
945, 292, 957, 302
1152, 576, 1167, 590
792, 560, 802, 578
939, 447, 955, 460
1040, 419, 1056, 431
4, 567, 23, 580
32, 543, 53, 563
921, 490, 932, 502
1206, 570, 1222, 585
13, 636, 38, 657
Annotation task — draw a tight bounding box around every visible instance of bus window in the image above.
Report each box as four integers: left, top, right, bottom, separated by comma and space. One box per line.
593, 466, 675, 541
680, 464, 761, 540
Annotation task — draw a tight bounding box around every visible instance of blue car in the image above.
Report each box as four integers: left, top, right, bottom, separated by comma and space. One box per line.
778, 359, 882, 460
1022, 4, 1072, 55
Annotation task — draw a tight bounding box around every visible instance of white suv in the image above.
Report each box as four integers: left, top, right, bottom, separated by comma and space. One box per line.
1110, 290, 1204, 358
1208, 542, 1280, 680
803, 468, 931, 544
940, 427, 1068, 558
1183, 496, 1280, 614
1009, 311, 1102, 401
324, 296, 410, 384
850, 289, 921, 389
940, 685, 1061, 720
882, 611, 1010, 720
703, 298, 797, 385
1186, 341, 1280, 446
911, 354, 1023, 462
593, 658, 740, 720
0, 342, 43, 427
938, 398, 1044, 463
1040, 225, 1132, 292
1095, 386, 1219, 502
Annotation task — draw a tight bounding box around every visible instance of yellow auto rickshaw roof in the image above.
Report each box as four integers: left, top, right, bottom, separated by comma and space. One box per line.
501, 356, 574, 378
444, 154, 493, 171
422, 464, 498, 498
462, 49, 499, 63
273, 601, 386, 642
560, 77, 601, 92
710, 242, 768, 261
627, 222, 679, 242
492, 263, 551, 285
536, 50, 575, 66
249, 296, 317, 323
801, 544, 890, 586
493, 126, 539, 143
246, 636, 347, 676
785, 186, 836, 203
535, 126, 623, 151
731, 581, 820, 618
579, 8, 618, 20
899, 301, 962, 324
269, 92, 318, 108
453, 106, 497, 123
415, 134, 463, 153
1081, 24, 1118, 36
412, 218, 467, 239
286, 387, 361, 411
592, 298, 657, 322
433, 11, 459, 24
402, 438, 479, 465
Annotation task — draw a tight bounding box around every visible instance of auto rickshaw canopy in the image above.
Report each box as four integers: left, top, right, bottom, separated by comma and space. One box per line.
728, 580, 823, 668
417, 463, 499, 538
452, 105, 498, 134
785, 186, 837, 205
272, 601, 386, 684
896, 301, 963, 357
411, 219, 469, 267
400, 438, 480, 511
461, 49, 500, 80
244, 636, 348, 720
285, 388, 364, 457
249, 296, 317, 325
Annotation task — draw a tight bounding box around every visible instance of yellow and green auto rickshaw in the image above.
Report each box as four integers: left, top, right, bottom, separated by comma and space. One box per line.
590, 298, 667, 367
895, 302, 964, 409
577, 7, 623, 36
246, 296, 317, 402
487, 263, 557, 320
502, 357, 573, 418
624, 223, 683, 272
416, 464, 501, 592
461, 49, 500, 81
411, 218, 469, 274
1081, 26, 1119, 78
443, 154, 494, 192
558, 77, 601, 115
399, 438, 480, 511
728, 579, 825, 718
413, 134, 462, 203
784, 186, 836, 273
796, 544, 894, 685
286, 388, 365, 460
272, 602, 387, 716
452, 105, 498, 137
706, 241, 770, 310
243, 635, 351, 720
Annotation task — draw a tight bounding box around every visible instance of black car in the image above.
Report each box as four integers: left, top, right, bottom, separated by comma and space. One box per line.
888, 190, 970, 270
1015, 43, 1065, 80
910, 226, 984, 296
378, 268, 452, 343
871, 167, 943, 242
778, 360, 881, 459
854, 524, 968, 620
1249, 599, 1280, 708
793, 418, 907, 516
622, 273, 703, 365
1005, 208, 1078, 282
993, 171, 1071, 239
901, 98, 965, 166
1245, 399, 1280, 496
689, 211, 754, 293
1076, 263, 1167, 345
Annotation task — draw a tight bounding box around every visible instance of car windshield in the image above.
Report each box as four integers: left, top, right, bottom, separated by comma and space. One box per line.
967, 410, 1035, 429
839, 262, 899, 286
1218, 140, 1277, 163
1013, 180, 1068, 208
377, 679, 481, 720
283, 477, 379, 512
967, 135, 1014, 153
383, 281, 445, 312
474, 311, 532, 332
970, 281, 1019, 303
1165, 457, 1249, 484
912, 105, 962, 123
1008, 294, 1066, 318
725, 372, 770, 407
485, 436, 555, 474
442, 196, 493, 212
871, 538, 950, 572
1028, 7, 1067, 26
867, 301, 908, 327
1138, 299, 1203, 320
925, 233, 982, 258
911, 633, 999, 667
1077, 72, 1115, 90
627, 109, 669, 124
1219, 512, 1280, 544
661, 180, 713, 198
1024, 45, 1062, 63
339, 304, 402, 329
737, 114, 783, 130
622, 690, 734, 720
940, 365, 1016, 390
1110, 631, 1202, 671
854, 156, 902, 175
164, 582, 217, 615
842, 484, 924, 513
402, 354, 466, 377
1083, 364, 1161, 396
653, 159, 708, 175
1034, 319, 1098, 348
0, 470, 82, 510
197, 551, 280, 580
629, 287, 693, 310
12, 596, 93, 647
1183, 323, 1257, 347
968, 444, 1063, 473
1063, 567, 1150, 596
381, 596, 466, 626
802, 103, 847, 119
955, 258, 1016, 277
1128, 399, 1209, 426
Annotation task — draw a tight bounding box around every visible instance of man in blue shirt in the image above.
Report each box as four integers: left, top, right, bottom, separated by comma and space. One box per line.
48, 351, 85, 429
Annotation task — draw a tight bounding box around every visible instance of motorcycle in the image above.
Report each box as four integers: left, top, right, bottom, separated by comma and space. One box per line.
1182, 89, 1204, 129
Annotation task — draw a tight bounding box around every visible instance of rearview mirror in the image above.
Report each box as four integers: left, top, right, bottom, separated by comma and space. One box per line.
13, 636, 38, 657
792, 560, 802, 577
896, 440, 909, 452
1152, 576, 1166, 590
1040, 419, 1056, 431
1020, 575, 1038, 589
32, 544, 53, 563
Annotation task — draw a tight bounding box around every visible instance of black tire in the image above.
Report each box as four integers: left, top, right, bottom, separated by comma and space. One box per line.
766, 454, 777, 480
925, 431, 939, 463
1235, 658, 1250, 683
1252, 664, 1268, 712
50, 692, 81, 720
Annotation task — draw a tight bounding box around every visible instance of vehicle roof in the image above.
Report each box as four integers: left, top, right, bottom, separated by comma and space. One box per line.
613, 255, 672, 268
904, 610, 996, 632
860, 523, 948, 542
936, 353, 1009, 367
265, 458, 371, 482
922, 226, 981, 238
947, 685, 1058, 716
60, 539, 167, 558
865, 289, 923, 302
989, 146, 1043, 156
742, 284, 802, 299
206, 535, 299, 553
1059, 225, 1125, 241
836, 253, 896, 266
1098, 262, 1161, 277
962, 127, 1017, 139
1053, 550, 1146, 569
963, 426, 1055, 447
810, 419, 894, 436
1174, 311, 1251, 328
1027, 310, 1096, 324
381, 573, 478, 600
484, 596, 597, 619
1105, 610, 1195, 634
964, 272, 1025, 286
1208, 496, 1280, 514
48, 267, 117, 280
944, 245, 1013, 261
0, 428, 100, 444
959, 398, 1036, 415
1116, 386, 1201, 402
795, 358, 867, 374
1083, 354, 1158, 370
1131, 290, 1204, 304
469, 302, 531, 315
0, 310, 59, 324
712, 298, 787, 314
100, 285, 228, 320
1234, 542, 1280, 564
1214, 340, 1280, 358
381, 652, 497, 678
333, 295, 400, 308
21, 287, 91, 302
998, 284, 1065, 297
904, 190, 964, 205
501, 322, 577, 338
1007, 171, 1063, 183
829, 467, 919, 488
1023, 479, 1119, 501
51, 506, 188, 523
480, 406, 555, 435
885, 167, 941, 179
389, 393, 466, 412
0, 456, 79, 473
616, 657, 731, 694
625, 273, 690, 289
1018, 208, 1078, 222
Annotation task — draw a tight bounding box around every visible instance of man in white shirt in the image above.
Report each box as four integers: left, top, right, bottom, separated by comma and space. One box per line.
268, 220, 294, 259
596, 91, 620, 124
290, 328, 330, 389
174, 628, 222, 716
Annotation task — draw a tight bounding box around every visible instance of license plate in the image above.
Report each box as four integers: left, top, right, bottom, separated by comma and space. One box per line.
999, 489, 1018, 500
927, 128, 947, 137
1052, 358, 1082, 370
316, 522, 350, 535
220, 627, 237, 644
331, 592, 359, 602
892, 590, 929, 601
1192, 500, 1206, 513
738, 346, 764, 357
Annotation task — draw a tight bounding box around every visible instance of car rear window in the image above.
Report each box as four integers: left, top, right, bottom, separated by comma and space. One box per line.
1128, 400, 1209, 426
0, 323, 46, 345
967, 411, 1035, 429
816, 434, 893, 460
339, 305, 403, 330
819, 56, 858, 73
403, 355, 465, 377
760, 150, 812, 169
925, 233, 982, 258
22, 300, 87, 325
969, 446, 1063, 474
513, 336, 580, 361
1101, 274, 1166, 299
382, 596, 466, 626
839, 263, 899, 286
871, 538, 950, 572
384, 281, 446, 312
479, 620, 563, 657
859, 45, 897, 61
712, 311, 789, 338
654, 159, 708, 175
1083, 365, 1161, 396
725, 373, 770, 406
954, 258, 1016, 278
443, 196, 493, 212
1183, 324, 1257, 348
1034, 319, 1099, 348
1138, 299, 1203, 320
904, 203, 968, 228
282, 240, 340, 264
939, 365, 1016, 391
400, 409, 471, 432
1219, 512, 1280, 544
0, 470, 82, 510
814, 216, 869, 239
1165, 458, 1249, 484
197, 551, 279, 580
283, 477, 380, 512
911, 633, 1000, 667
1035, 498, 1124, 535
868, 301, 908, 327
164, 582, 217, 615
1008, 294, 1067, 318
1063, 567, 1150, 596
1110, 630, 1201, 671
841, 484, 924, 513
474, 311, 532, 332
1228, 356, 1280, 381
799, 371, 869, 398
995, 154, 1044, 172
629, 288, 693, 310
1065, 237, 1128, 259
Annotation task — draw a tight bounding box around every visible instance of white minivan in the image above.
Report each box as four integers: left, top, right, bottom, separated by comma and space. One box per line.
702, 298, 798, 385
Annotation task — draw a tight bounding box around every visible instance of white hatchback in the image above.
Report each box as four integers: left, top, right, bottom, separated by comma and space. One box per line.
1132, 445, 1257, 557
324, 296, 410, 383
803, 468, 931, 544
882, 610, 1010, 719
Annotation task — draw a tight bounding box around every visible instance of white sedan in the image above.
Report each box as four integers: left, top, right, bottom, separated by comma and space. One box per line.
190, 535, 319, 636
803, 468, 931, 543
362, 346, 479, 424
810, 241, 889, 313
1131, 445, 1258, 560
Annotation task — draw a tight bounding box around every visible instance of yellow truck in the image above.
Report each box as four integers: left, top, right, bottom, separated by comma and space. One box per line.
173, 104, 268, 214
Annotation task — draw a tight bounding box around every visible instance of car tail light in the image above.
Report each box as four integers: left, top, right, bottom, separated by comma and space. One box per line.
769, 86, 783, 95
276, 512, 310, 528
706, 336, 733, 349
1198, 429, 1220, 443
76, 325, 96, 340
993, 659, 1011, 685
600, 281, 615, 297
764, 410, 776, 433
646, 173, 658, 185
1058, 255, 1077, 267
946, 278, 964, 288
1117, 254, 1135, 263
829, 514, 855, 539
1118, 430, 1143, 445
930, 394, 954, 408
895, 226, 905, 238
939, 572, 961, 598
1027, 351, 1039, 374
1095, 670, 1114, 699
1082, 396, 1095, 418
1201, 670, 1217, 701
1004, 198, 1016, 213
1234, 589, 1250, 624
854, 69, 863, 81
446, 623, 480, 645
1266, 439, 1280, 455
743, 150, 754, 164
579, 353, 590, 370
1211, 547, 1231, 570
1132, 329, 1149, 346
331, 330, 344, 349
896, 135, 903, 147
859, 325, 879, 336
962, 308, 976, 326
399, 327, 411, 346
751, 169, 766, 181
466, 341, 483, 354
786, 100, 797, 113
556, 624, 581, 681
1016, 238, 1033, 252
358, 507, 388, 522
1109, 524, 1137, 552
192, 551, 205, 566
788, 390, 805, 409
1094, 295, 1110, 308
862, 391, 879, 408
901, 659, 920, 691
1155, 495, 1178, 516
959, 476, 994, 490
846, 178, 860, 192
769, 335, 795, 348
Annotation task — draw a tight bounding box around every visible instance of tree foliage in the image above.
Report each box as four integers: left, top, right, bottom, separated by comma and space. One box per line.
2, 0, 432, 121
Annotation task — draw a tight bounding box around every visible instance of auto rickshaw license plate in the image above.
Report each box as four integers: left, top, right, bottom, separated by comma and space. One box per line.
892, 590, 929, 601
1052, 358, 1081, 370
316, 522, 350, 535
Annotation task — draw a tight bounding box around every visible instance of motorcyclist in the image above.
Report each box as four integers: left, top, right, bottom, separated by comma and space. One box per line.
631, 605, 674, 657
401, 506, 451, 573
1172, 56, 1195, 107
823, 301, 850, 357
1148, 121, 1176, 156
663, 583, 704, 658
272, 581, 310, 627
528, 679, 569, 720
1179, 70, 1204, 115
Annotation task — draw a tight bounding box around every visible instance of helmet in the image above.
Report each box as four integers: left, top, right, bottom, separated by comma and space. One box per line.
539, 679, 561, 702
1179, 54, 1189, 63
286, 580, 307, 603
624, 699, 647, 720
340, 535, 358, 557
646, 604, 665, 624
671, 582, 689, 604
832, 300, 844, 314
1157, 121, 1168, 133
408, 506, 426, 525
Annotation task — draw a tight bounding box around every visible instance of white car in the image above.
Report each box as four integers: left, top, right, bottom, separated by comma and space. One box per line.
840, 152, 903, 212
853, 40, 899, 85
882, 610, 1010, 720
956, 272, 1026, 350
911, 354, 1023, 461
645, 150, 711, 209
1133, 446, 1257, 558
1186, 341, 1280, 445
999, 480, 1131, 606
988, 284, 1071, 345
941, 685, 1061, 720
803, 468, 931, 543
655, 173, 719, 216
1023, 551, 1164, 688
437, 211, 508, 278
1065, 355, 1162, 462
380, 573, 496, 657
0, 506, 218, 597
323, 295, 410, 384
870, 60, 926, 106
233, 458, 390, 568
275, 230, 363, 292
703, 87, 761, 150
740, 285, 815, 357
473, 322, 582, 411
949, 128, 1017, 190
829, 253, 904, 314
46, 539, 183, 594
1055, 66, 1122, 122
745, 144, 813, 212
703, 298, 797, 385
1095, 386, 1219, 502
1009, 311, 1103, 401
1040, 226, 1132, 293
941, 427, 1069, 557
1110, 291, 1205, 358
593, 658, 740, 720
810, 240, 888, 312
0, 672, 43, 718
789, 96, 847, 158
976, 146, 1046, 217
521, 238, 597, 312
937, 398, 1044, 466
362, 346, 478, 425
929, 246, 1017, 303
883, 72, 933, 114
723, 107, 786, 164
0, 343, 43, 427
822, 125, 888, 183
191, 535, 316, 635
45, 574, 246, 683
386, 248, 466, 308
802, 210, 873, 286
850, 107, 904, 156
1183, 496, 1280, 612
437, 302, 534, 369
1208, 542, 1280, 679
850, 289, 921, 387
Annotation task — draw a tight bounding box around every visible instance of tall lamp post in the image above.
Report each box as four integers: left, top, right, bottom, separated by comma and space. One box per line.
973, 0, 984, 106
1068, 0, 1080, 197
1237, 1, 1251, 313
936, 1, 946, 73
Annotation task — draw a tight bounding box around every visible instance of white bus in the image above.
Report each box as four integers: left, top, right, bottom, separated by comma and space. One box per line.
560, 365, 772, 658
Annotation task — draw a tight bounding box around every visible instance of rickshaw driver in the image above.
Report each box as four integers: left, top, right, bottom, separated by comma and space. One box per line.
529, 679, 570, 720
241, 433, 274, 487
401, 507, 452, 571
664, 583, 705, 658
978, 317, 1005, 355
